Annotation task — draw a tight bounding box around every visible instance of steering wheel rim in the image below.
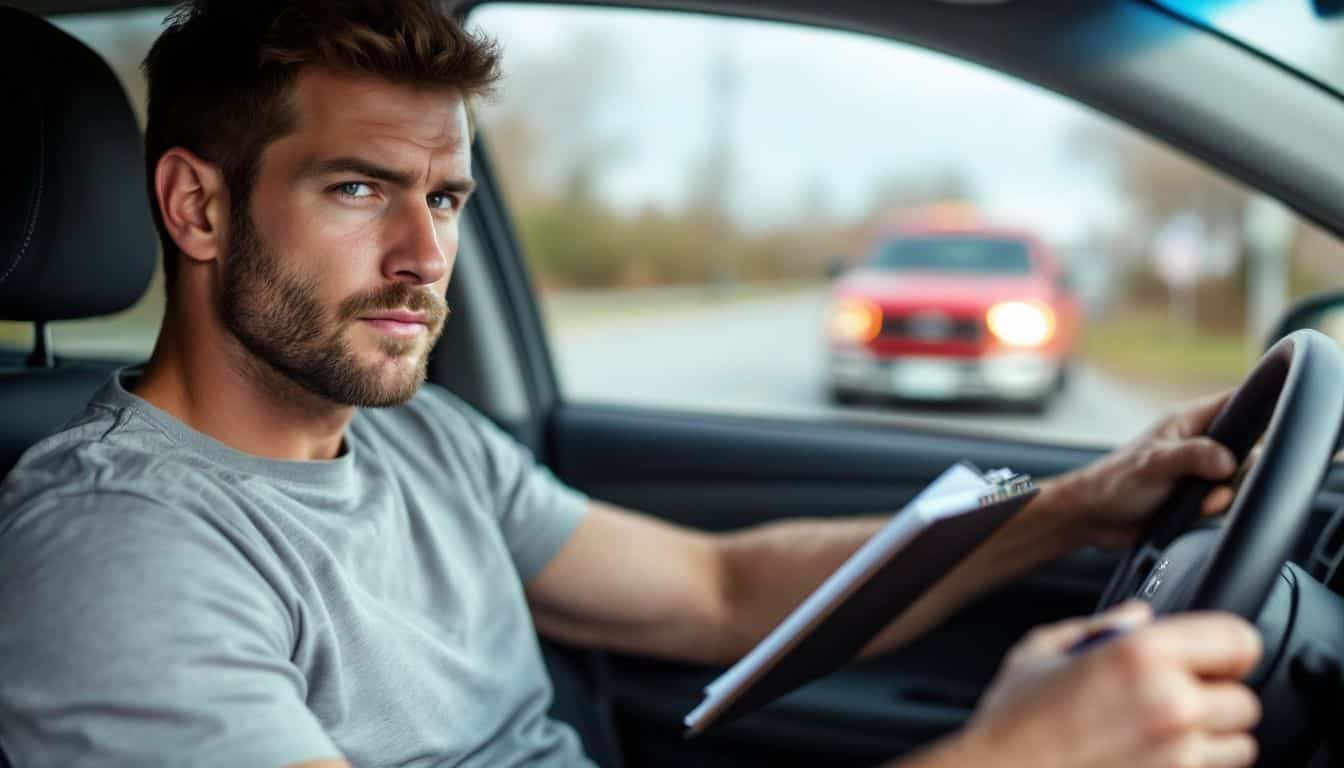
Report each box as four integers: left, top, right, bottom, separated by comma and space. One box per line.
1097, 329, 1344, 620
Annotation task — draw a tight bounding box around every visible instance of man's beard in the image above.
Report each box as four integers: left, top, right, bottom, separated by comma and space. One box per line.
219, 207, 449, 408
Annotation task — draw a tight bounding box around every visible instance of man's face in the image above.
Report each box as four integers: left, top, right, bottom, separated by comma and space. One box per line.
220, 68, 472, 408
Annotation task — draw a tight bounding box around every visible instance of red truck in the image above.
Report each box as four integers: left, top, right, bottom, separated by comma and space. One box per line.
825, 220, 1081, 411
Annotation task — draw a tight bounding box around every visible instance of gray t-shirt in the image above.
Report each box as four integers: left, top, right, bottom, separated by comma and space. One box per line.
0, 369, 593, 768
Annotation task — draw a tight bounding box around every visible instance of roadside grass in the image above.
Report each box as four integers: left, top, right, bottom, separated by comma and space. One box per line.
0, 324, 30, 348
1082, 307, 1252, 398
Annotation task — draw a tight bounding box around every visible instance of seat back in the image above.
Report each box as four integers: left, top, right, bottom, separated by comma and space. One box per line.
0, 6, 157, 481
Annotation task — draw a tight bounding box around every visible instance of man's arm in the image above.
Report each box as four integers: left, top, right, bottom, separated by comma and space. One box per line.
527, 392, 1241, 665
527, 486, 1070, 665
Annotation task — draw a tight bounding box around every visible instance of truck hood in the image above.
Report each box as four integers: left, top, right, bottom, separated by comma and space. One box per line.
834, 270, 1053, 311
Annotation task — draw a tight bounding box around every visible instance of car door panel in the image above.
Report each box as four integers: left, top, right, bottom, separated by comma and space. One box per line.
545, 402, 1119, 765
549, 403, 1103, 522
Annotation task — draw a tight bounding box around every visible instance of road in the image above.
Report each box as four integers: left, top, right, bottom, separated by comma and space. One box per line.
549, 287, 1177, 446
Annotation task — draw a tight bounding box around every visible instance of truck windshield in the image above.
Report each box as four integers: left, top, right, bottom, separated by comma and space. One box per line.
870, 237, 1032, 274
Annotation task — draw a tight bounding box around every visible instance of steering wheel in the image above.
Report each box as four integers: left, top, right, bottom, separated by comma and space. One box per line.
1097, 329, 1344, 619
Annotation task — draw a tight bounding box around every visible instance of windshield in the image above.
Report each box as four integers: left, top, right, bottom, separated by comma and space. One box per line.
1157, 1, 1344, 95
869, 237, 1033, 274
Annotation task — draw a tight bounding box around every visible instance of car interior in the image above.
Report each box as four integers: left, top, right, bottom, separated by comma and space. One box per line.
7, 1, 1344, 766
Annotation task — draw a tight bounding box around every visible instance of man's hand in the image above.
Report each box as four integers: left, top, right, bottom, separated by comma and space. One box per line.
1046, 390, 1243, 549
951, 602, 1263, 768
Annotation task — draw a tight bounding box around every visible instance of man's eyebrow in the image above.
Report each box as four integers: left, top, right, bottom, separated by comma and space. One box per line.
300, 156, 416, 187
436, 177, 476, 197
299, 156, 475, 195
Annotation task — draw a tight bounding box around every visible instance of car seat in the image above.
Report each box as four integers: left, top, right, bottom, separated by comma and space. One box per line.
0, 5, 157, 480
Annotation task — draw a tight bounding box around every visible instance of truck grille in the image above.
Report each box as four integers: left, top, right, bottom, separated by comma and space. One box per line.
880, 312, 981, 343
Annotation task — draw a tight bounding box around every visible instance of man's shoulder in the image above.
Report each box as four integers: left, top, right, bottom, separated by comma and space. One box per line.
1, 398, 218, 529
0, 410, 267, 598
9, 393, 166, 467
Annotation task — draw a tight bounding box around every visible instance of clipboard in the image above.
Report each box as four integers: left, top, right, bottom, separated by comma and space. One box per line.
683, 463, 1038, 736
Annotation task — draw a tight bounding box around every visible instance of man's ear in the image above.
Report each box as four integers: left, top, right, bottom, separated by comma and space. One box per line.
153, 148, 230, 266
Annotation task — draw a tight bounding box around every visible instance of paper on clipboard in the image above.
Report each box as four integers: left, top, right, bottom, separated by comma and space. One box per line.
684, 463, 1037, 735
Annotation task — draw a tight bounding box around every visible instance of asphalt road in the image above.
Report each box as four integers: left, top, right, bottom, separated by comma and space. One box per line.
550, 287, 1180, 447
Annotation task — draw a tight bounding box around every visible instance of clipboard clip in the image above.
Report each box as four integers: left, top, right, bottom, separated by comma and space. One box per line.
978, 470, 1035, 506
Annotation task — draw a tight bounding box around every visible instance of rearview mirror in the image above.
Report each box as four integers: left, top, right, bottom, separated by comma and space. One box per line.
1266, 291, 1344, 351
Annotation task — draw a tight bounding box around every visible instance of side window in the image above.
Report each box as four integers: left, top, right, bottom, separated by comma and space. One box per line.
470, 3, 1344, 446
0, 10, 167, 360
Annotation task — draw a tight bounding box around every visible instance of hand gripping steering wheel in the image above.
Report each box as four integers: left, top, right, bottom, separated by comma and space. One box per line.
1097, 329, 1344, 619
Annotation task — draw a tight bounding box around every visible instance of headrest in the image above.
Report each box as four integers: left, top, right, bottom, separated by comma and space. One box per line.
0, 6, 157, 323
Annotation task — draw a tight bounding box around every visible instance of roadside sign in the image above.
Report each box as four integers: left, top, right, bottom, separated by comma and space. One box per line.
1152, 211, 1206, 289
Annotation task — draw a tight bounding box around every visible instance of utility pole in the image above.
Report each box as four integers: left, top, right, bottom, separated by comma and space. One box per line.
705, 31, 739, 292
1243, 194, 1295, 352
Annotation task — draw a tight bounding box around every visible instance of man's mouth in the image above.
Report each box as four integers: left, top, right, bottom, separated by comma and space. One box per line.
360, 309, 429, 338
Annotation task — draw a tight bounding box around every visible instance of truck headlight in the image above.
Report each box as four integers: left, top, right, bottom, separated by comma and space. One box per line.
827, 298, 882, 343
986, 301, 1055, 347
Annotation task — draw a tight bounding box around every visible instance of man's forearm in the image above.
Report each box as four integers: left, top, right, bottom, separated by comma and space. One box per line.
713, 477, 1081, 663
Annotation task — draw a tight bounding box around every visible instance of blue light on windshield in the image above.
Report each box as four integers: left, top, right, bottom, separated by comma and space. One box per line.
1160, 0, 1252, 20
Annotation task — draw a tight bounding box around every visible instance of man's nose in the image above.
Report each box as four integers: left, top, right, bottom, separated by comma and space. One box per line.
382, 201, 451, 286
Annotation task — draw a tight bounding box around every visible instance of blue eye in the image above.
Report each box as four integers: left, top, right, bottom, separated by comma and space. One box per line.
335, 182, 374, 198
428, 192, 457, 210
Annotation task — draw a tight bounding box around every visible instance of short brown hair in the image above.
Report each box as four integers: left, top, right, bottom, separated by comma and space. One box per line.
142, 0, 501, 283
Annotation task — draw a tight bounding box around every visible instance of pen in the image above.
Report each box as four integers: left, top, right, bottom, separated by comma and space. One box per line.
1068, 627, 1128, 656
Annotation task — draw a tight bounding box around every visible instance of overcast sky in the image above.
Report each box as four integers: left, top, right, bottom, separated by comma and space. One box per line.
471, 4, 1127, 243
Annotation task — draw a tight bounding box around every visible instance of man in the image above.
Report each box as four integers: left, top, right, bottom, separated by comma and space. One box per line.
0, 1, 1261, 767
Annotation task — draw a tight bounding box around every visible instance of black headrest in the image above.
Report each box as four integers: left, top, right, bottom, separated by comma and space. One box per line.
0, 6, 157, 322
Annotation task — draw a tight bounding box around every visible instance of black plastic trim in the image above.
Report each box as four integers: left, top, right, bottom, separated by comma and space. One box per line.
462, 135, 561, 455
